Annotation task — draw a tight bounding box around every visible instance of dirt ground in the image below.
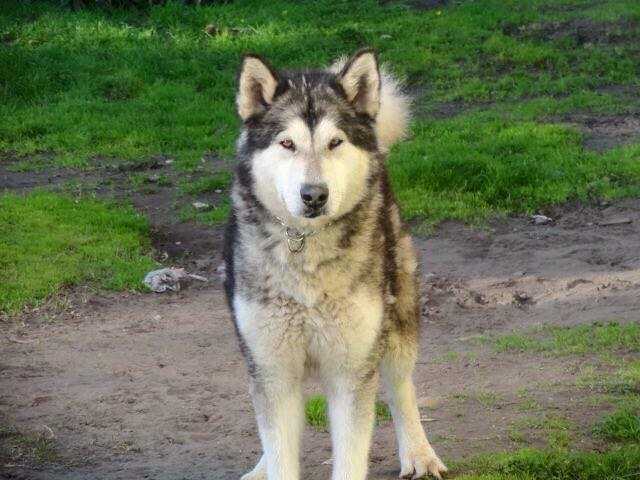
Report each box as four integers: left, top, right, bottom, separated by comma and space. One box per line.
2, 189, 640, 479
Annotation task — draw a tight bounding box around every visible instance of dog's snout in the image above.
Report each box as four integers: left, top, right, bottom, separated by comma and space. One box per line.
300, 183, 328, 209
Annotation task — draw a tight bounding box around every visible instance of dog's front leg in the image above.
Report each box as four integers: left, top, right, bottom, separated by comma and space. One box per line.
326, 372, 378, 480
249, 373, 303, 480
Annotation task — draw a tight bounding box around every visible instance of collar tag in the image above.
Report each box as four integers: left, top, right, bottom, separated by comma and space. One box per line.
285, 227, 306, 253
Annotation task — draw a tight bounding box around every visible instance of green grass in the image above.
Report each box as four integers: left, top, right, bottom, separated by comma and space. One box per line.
0, 191, 156, 315
180, 198, 231, 225
1, 0, 640, 222
454, 444, 640, 480
304, 395, 392, 431
494, 322, 640, 355
179, 171, 232, 195
594, 406, 640, 442
511, 414, 575, 450
611, 360, 640, 394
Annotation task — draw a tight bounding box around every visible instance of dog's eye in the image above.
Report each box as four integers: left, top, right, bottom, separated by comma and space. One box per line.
328, 138, 343, 150
280, 139, 295, 150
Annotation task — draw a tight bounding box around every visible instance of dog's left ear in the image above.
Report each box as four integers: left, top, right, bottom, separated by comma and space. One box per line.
237, 54, 279, 120
338, 49, 380, 117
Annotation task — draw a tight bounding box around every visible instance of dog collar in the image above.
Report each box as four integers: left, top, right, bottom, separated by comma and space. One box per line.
273, 216, 332, 253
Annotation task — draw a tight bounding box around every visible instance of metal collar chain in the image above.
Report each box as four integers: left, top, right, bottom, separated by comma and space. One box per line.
274, 216, 332, 253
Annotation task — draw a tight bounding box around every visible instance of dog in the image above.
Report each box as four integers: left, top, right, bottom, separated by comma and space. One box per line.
223, 48, 447, 480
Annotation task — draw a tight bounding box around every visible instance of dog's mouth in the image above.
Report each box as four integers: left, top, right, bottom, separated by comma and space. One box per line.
303, 207, 327, 219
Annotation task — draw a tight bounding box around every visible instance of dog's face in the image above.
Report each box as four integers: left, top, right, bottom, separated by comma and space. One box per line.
236, 50, 381, 226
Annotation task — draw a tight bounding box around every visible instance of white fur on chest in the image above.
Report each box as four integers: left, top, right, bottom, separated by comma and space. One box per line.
233, 284, 383, 377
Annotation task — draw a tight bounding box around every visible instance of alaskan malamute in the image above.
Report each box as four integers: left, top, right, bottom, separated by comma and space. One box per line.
223, 49, 447, 480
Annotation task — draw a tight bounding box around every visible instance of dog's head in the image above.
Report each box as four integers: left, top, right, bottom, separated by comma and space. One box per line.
235, 49, 388, 226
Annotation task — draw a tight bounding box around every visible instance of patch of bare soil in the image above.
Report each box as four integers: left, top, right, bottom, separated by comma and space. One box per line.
380, 0, 448, 10
503, 18, 640, 46
2, 198, 640, 479
557, 113, 640, 151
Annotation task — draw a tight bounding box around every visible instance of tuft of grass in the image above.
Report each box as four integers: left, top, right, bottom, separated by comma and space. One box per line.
594, 407, 640, 442
0, 191, 157, 315
0, 425, 58, 464
511, 414, 574, 451
494, 322, 640, 355
179, 198, 230, 225
475, 390, 503, 409
608, 360, 640, 394
375, 399, 392, 424
433, 351, 461, 364
304, 395, 391, 431
305, 395, 329, 431
516, 389, 540, 413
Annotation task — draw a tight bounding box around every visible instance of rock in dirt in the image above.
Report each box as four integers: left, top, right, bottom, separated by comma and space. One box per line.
143, 268, 207, 293
513, 291, 534, 306
192, 201, 212, 211
531, 214, 553, 225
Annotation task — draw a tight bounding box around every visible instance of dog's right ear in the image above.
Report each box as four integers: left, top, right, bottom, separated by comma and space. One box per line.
237, 55, 278, 121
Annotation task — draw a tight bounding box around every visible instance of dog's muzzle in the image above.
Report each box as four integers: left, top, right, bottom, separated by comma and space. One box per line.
300, 183, 328, 218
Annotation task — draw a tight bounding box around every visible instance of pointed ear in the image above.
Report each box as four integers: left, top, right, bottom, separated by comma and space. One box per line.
338, 49, 380, 117
236, 55, 279, 120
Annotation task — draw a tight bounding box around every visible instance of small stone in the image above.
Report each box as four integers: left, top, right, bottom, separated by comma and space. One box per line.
380, 34, 392, 40
531, 214, 552, 225
214, 189, 223, 194
513, 291, 533, 305
192, 201, 212, 211
472, 292, 488, 305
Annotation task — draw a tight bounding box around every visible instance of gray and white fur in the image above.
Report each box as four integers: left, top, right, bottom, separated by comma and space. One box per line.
223, 49, 447, 480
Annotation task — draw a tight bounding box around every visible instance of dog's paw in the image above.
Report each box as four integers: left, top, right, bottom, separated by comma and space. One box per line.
240, 469, 266, 480
399, 447, 447, 480
240, 456, 266, 480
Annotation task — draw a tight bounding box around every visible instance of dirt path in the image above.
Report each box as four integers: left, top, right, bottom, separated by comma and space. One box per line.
2, 199, 640, 480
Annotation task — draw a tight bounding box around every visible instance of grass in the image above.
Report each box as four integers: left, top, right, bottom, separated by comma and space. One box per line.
594, 406, 640, 442
1, 0, 640, 223
489, 320, 640, 471
0, 190, 156, 315
179, 172, 232, 196
179, 198, 231, 225
304, 395, 392, 431
0, 425, 58, 464
494, 321, 640, 355
453, 444, 640, 480
475, 390, 504, 409
512, 415, 575, 450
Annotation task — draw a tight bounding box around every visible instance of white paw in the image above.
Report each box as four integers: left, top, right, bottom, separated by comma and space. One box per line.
241, 456, 267, 480
399, 446, 447, 480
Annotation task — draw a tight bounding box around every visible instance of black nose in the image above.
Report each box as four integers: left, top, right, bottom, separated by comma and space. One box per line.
300, 183, 328, 209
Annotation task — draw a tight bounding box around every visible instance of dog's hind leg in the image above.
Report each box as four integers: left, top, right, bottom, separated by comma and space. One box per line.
325, 371, 379, 480
381, 339, 447, 480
